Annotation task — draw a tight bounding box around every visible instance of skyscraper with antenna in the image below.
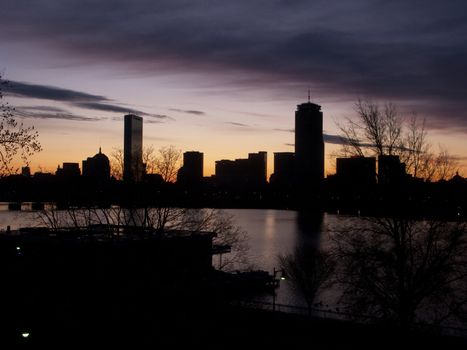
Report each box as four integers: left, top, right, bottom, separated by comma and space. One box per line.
294, 92, 324, 196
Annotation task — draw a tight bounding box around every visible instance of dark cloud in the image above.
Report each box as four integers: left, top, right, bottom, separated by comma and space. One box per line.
19, 106, 69, 113
169, 108, 205, 116
1, 1, 467, 131
75, 102, 142, 115
6, 80, 169, 120
6, 81, 107, 102
323, 134, 347, 145
148, 114, 172, 120
75, 102, 169, 119
16, 108, 101, 122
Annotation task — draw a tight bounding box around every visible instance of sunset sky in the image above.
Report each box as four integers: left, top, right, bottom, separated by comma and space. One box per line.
1, 0, 466, 177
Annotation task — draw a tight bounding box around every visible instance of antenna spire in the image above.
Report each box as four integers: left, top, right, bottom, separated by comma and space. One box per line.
307, 88, 311, 103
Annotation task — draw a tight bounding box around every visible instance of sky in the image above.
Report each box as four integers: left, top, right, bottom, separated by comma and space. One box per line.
1, 0, 466, 177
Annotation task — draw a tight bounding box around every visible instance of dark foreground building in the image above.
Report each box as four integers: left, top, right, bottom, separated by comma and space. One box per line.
0, 226, 216, 344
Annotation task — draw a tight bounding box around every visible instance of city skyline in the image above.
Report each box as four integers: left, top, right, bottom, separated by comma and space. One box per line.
1, 1, 466, 176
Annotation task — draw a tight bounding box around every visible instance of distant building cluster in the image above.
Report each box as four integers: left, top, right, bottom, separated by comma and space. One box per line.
213, 152, 267, 188
53, 148, 111, 183
6, 102, 465, 215
18, 100, 410, 192
333, 154, 408, 190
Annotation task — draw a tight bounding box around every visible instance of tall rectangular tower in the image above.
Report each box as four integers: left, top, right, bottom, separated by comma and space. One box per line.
177, 151, 204, 186
123, 114, 143, 182
295, 102, 324, 193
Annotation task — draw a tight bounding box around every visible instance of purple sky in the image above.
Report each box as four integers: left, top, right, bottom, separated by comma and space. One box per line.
1, 0, 466, 175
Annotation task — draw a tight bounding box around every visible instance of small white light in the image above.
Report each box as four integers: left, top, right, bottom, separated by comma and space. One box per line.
21, 332, 30, 338
16, 247, 21, 251
280, 277, 286, 281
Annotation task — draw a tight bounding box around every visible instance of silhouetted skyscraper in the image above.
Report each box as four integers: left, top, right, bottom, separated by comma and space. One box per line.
295, 101, 324, 193
123, 114, 143, 182
177, 151, 204, 186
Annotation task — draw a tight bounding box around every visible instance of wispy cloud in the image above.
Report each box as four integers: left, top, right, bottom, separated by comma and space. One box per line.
6, 80, 169, 120
169, 108, 205, 116
274, 128, 348, 146
226, 122, 249, 127
323, 134, 346, 145
6, 81, 108, 102
16, 107, 102, 122
19, 105, 69, 113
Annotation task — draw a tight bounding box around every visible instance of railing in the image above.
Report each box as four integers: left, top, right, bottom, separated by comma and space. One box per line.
231, 299, 467, 338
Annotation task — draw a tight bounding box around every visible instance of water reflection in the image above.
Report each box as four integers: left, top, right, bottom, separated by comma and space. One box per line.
295, 210, 325, 251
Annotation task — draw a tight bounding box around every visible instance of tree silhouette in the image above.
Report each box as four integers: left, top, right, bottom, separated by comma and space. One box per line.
279, 247, 335, 315
333, 217, 467, 329
153, 145, 181, 183
0, 74, 41, 176
110, 147, 124, 179
337, 99, 459, 181
37, 206, 249, 271
110, 145, 181, 182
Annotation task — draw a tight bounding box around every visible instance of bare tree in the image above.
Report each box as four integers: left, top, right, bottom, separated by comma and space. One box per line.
430, 147, 459, 182
111, 145, 181, 182
333, 217, 467, 329
0, 74, 41, 176
337, 99, 458, 181
153, 145, 182, 183
142, 145, 158, 174
279, 247, 335, 315
36, 206, 249, 271
400, 115, 429, 178
338, 99, 402, 157
110, 147, 124, 180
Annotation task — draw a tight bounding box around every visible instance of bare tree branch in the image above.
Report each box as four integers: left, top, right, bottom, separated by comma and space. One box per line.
0, 74, 42, 176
